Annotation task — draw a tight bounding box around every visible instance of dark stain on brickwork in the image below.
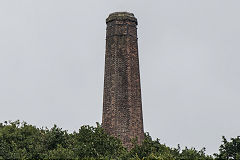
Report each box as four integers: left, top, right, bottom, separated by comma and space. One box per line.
102, 12, 144, 149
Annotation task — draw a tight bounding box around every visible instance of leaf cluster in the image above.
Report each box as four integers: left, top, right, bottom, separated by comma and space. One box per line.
214, 136, 240, 160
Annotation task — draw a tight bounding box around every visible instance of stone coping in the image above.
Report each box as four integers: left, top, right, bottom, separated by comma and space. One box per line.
106, 12, 137, 24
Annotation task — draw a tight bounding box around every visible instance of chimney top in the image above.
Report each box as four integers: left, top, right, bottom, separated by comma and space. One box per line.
106, 12, 137, 25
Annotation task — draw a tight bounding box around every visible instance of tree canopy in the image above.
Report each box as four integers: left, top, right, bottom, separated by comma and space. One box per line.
0, 120, 238, 159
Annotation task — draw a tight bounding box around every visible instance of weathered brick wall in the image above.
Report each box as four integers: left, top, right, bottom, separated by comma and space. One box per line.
102, 12, 144, 149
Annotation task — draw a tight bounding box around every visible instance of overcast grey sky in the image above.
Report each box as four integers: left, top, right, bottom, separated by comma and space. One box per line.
0, 0, 240, 154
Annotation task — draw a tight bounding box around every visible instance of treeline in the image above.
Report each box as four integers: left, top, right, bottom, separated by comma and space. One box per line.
0, 121, 239, 159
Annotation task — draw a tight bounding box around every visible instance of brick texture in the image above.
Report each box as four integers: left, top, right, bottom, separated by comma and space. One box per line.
102, 12, 144, 149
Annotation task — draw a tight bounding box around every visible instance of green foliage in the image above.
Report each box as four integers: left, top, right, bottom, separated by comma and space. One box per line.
124, 133, 213, 160
214, 136, 240, 160
178, 147, 213, 160
46, 144, 76, 159
69, 123, 126, 159
1, 120, 235, 160
126, 133, 176, 159
0, 121, 126, 159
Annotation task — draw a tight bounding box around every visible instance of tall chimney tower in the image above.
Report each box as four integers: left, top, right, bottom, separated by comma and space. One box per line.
102, 12, 144, 149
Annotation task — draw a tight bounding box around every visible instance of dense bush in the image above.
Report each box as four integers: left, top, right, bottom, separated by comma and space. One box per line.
0, 120, 237, 159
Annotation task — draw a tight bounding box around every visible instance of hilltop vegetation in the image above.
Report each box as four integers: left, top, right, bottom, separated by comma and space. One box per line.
0, 120, 239, 159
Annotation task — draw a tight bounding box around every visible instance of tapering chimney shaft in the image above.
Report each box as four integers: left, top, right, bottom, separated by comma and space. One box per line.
102, 12, 144, 149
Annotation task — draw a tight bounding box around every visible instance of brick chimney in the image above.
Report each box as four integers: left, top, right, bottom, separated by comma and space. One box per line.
102, 12, 144, 149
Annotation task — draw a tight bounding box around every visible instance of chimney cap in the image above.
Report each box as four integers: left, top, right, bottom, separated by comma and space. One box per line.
106, 12, 137, 25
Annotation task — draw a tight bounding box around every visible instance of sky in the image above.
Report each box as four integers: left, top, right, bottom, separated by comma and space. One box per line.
0, 0, 240, 155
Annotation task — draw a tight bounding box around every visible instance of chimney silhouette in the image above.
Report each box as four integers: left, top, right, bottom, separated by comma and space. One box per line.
102, 12, 144, 149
